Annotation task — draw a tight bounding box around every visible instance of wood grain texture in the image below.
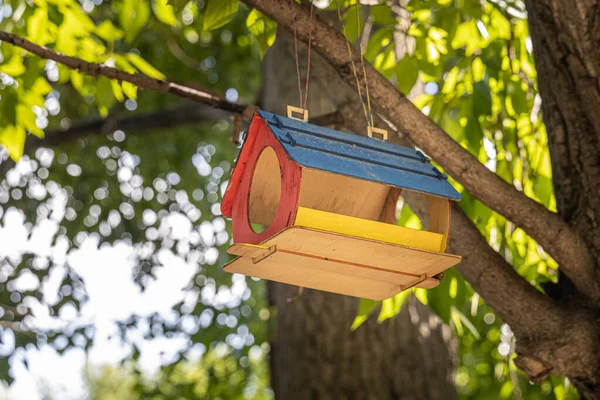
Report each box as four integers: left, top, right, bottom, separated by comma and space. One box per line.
427, 196, 451, 252
225, 226, 458, 298
299, 168, 390, 220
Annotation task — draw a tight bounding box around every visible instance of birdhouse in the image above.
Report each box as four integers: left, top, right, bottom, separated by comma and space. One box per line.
221, 107, 462, 300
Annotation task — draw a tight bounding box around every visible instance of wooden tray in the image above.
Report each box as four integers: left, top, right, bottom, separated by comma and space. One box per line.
224, 226, 461, 300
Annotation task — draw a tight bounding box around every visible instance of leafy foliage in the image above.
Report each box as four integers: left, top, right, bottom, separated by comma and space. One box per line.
0, 0, 581, 399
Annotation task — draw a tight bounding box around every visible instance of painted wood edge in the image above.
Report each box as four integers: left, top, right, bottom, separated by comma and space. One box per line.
273, 225, 462, 261
293, 206, 444, 253
294, 166, 460, 201
427, 196, 451, 252
225, 240, 455, 287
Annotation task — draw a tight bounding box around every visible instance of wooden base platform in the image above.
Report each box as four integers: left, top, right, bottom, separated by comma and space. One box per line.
224, 226, 461, 300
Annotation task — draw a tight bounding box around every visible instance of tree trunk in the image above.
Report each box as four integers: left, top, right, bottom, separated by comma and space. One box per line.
260, 30, 457, 400
525, 0, 600, 397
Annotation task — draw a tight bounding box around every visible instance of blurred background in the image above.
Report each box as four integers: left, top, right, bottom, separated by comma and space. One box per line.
0, 0, 580, 399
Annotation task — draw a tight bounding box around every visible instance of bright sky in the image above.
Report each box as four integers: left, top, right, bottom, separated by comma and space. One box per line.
0, 156, 246, 400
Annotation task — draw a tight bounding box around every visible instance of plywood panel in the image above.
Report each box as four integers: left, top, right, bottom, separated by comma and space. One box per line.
293, 207, 443, 252
225, 226, 460, 298
224, 251, 429, 300
379, 187, 401, 223
263, 227, 460, 278
299, 168, 389, 221
427, 195, 451, 252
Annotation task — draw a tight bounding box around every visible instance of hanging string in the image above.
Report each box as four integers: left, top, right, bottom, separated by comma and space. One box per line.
355, 3, 375, 127
302, 1, 315, 110
289, 0, 315, 110
335, 0, 371, 128
291, 3, 303, 107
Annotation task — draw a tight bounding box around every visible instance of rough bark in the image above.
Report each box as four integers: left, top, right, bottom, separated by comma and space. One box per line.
262, 30, 457, 400
242, 0, 600, 303
525, 1, 600, 397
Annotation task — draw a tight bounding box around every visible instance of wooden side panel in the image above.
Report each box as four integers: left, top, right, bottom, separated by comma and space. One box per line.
378, 187, 401, 223
298, 168, 389, 221
293, 207, 443, 253
230, 119, 302, 245
427, 195, 451, 252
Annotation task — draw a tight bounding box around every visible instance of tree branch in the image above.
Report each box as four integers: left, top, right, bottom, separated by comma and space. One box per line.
0, 31, 258, 121
240, 0, 600, 301
0, 27, 576, 325
0, 25, 575, 372
1, 20, 597, 300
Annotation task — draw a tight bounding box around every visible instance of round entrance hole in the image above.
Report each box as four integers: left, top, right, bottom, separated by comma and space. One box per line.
248, 146, 282, 233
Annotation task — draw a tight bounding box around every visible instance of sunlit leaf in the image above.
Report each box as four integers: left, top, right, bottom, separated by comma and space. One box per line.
118, 0, 150, 43
203, 0, 238, 31
153, 0, 178, 27
126, 53, 167, 80
246, 9, 277, 57
95, 20, 125, 41
395, 56, 419, 94
0, 125, 26, 160
0, 56, 26, 76
351, 298, 379, 330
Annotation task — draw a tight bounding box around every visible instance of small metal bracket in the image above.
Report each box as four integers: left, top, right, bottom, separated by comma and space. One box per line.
287, 105, 309, 122
252, 245, 277, 264
368, 126, 388, 141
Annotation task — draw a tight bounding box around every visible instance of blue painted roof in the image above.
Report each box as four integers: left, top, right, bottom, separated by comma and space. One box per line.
258, 110, 462, 201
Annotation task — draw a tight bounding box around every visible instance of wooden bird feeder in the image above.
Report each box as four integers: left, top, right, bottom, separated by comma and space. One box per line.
221, 107, 462, 300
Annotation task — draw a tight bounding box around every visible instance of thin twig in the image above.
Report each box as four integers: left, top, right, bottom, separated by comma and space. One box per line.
0, 31, 257, 121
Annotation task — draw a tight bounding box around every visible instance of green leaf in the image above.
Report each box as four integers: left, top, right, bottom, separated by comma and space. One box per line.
167, 0, 189, 12
122, 81, 138, 99
489, 8, 511, 40
351, 298, 379, 330
203, 0, 238, 31
96, 77, 115, 117
473, 81, 492, 116
126, 53, 166, 80
370, 5, 396, 25
153, 0, 178, 27
472, 57, 485, 82
378, 290, 410, 323
451, 20, 484, 56
452, 306, 481, 339
111, 80, 125, 102
395, 56, 419, 94
0, 89, 18, 126
27, 7, 55, 46
95, 20, 125, 41
426, 269, 468, 324
0, 56, 26, 76
246, 9, 277, 57
118, 0, 150, 43
0, 125, 26, 160
506, 79, 529, 116
343, 5, 363, 42
18, 104, 44, 138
